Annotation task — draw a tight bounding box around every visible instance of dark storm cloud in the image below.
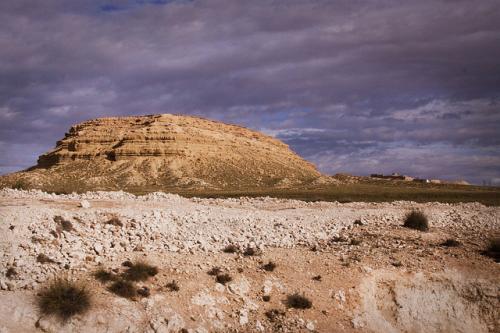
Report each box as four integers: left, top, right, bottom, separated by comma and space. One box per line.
1, 0, 499, 184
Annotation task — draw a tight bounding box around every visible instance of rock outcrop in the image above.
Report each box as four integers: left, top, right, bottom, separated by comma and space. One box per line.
0, 114, 323, 191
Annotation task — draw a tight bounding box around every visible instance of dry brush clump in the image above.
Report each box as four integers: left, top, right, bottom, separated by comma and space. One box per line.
286, 293, 312, 309
108, 279, 136, 299
262, 261, 277, 272
123, 261, 158, 281
482, 237, 500, 262
37, 279, 91, 321
403, 210, 429, 231
93, 268, 118, 283
222, 244, 239, 253
106, 217, 123, 227
441, 239, 461, 247
216, 273, 232, 285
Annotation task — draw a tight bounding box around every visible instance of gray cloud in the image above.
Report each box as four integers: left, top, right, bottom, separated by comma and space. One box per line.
1, 0, 499, 184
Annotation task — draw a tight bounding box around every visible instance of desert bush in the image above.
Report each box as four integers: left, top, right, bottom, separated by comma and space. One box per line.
123, 261, 158, 281
286, 293, 312, 309
207, 267, 222, 276
6, 267, 17, 279
37, 254, 55, 264
38, 279, 91, 321
93, 268, 117, 283
262, 295, 271, 302
482, 237, 500, 262
121, 260, 133, 267
403, 210, 429, 231
106, 217, 123, 227
223, 244, 239, 253
262, 261, 277, 272
109, 279, 136, 299
440, 239, 460, 247
54, 216, 73, 232
350, 238, 362, 246
215, 273, 232, 285
166, 280, 180, 292
312, 275, 322, 281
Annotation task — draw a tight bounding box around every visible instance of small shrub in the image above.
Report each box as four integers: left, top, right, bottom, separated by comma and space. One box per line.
262, 295, 271, 302
106, 217, 123, 227
37, 254, 55, 264
262, 261, 277, 272
207, 267, 222, 276
38, 279, 91, 321
109, 279, 136, 299
6, 267, 17, 279
286, 293, 312, 309
54, 216, 73, 232
265, 309, 285, 322
353, 219, 364, 226
312, 275, 322, 281
137, 286, 150, 297
166, 280, 180, 292
215, 273, 232, 285
482, 238, 500, 262
93, 268, 117, 283
223, 244, 239, 253
122, 260, 133, 267
440, 239, 461, 247
403, 211, 429, 231
123, 261, 158, 281
350, 239, 362, 246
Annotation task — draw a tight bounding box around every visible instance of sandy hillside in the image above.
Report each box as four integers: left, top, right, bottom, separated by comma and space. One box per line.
0, 114, 325, 191
0, 189, 499, 333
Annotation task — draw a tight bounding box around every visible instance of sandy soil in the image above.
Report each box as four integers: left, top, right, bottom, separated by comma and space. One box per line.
0, 189, 499, 333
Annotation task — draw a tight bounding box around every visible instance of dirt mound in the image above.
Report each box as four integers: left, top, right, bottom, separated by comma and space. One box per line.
0, 114, 322, 191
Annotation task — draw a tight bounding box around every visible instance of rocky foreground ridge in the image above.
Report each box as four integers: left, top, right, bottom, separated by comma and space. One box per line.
0, 114, 325, 191
0, 189, 499, 332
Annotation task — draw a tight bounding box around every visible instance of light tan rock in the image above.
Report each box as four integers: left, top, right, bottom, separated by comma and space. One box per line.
1, 114, 321, 191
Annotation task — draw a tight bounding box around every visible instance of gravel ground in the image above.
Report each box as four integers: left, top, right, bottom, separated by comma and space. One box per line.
0, 189, 499, 333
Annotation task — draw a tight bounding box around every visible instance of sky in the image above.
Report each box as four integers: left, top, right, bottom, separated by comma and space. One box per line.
1, 0, 499, 185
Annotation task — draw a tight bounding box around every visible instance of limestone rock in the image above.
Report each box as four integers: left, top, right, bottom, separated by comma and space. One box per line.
0, 114, 321, 191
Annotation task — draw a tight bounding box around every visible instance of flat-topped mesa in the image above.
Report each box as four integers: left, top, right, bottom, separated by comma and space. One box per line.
7, 114, 323, 191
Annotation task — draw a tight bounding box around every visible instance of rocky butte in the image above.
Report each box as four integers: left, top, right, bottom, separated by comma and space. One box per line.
0, 114, 326, 191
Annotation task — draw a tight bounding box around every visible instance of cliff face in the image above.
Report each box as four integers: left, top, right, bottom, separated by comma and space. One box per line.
2, 114, 323, 191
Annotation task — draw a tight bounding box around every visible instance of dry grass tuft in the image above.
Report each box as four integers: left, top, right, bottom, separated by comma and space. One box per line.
109, 279, 136, 299
106, 217, 123, 227
286, 293, 312, 309
262, 261, 277, 272
215, 273, 232, 285
37, 279, 91, 321
440, 239, 461, 247
123, 261, 158, 281
6, 267, 17, 279
403, 210, 429, 231
93, 268, 117, 283
222, 244, 239, 253
37, 254, 55, 264
482, 237, 500, 262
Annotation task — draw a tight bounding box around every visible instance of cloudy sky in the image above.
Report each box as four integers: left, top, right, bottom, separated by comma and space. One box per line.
1, 0, 499, 185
